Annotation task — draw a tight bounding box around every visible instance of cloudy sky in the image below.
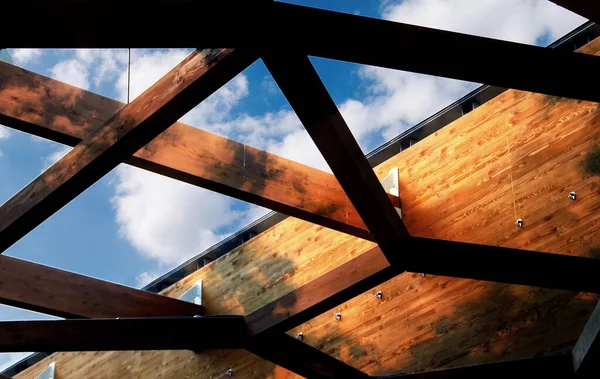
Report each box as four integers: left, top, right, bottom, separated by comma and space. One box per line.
0, 0, 586, 371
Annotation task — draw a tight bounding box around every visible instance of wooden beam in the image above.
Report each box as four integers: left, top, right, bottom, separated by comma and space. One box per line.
0, 316, 246, 352
573, 301, 600, 374
550, 1, 600, 24
380, 352, 575, 378
408, 238, 600, 293
263, 52, 410, 266
246, 333, 369, 379
2, 0, 271, 48
0, 60, 394, 241
273, 3, 600, 102
245, 247, 397, 337
0, 255, 201, 318
0, 49, 257, 253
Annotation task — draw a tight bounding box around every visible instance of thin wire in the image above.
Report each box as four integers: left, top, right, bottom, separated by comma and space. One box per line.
127, 48, 131, 104
506, 137, 518, 221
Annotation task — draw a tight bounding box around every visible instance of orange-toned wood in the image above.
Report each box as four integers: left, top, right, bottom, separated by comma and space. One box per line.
0, 49, 256, 253
0, 255, 201, 318
0, 60, 386, 240
15, 33, 600, 379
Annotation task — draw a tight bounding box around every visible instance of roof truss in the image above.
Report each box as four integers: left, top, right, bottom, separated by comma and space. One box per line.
0, 2, 599, 378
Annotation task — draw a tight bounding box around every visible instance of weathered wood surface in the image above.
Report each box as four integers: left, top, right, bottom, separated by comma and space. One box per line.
0, 49, 257, 253
16, 37, 600, 379
0, 255, 201, 318
0, 60, 382, 240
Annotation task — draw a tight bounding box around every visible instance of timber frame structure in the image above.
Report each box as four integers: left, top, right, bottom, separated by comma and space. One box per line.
1, 1, 600, 378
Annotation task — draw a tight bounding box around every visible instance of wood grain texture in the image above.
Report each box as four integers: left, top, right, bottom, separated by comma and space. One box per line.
0, 60, 390, 241
0, 48, 256, 253
0, 255, 201, 318
15, 31, 600, 379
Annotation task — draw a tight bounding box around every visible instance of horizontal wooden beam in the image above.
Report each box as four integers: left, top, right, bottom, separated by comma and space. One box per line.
263, 52, 410, 267
0, 60, 392, 241
246, 333, 369, 379
550, 1, 600, 24
0, 316, 246, 352
273, 3, 600, 102
0, 255, 201, 318
573, 300, 600, 374
0, 49, 257, 253
408, 238, 600, 293
380, 352, 575, 378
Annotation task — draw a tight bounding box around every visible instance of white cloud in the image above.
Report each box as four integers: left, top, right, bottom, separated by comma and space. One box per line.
136, 270, 164, 288
112, 165, 244, 266
10, 48, 43, 65
116, 49, 193, 103
75, 49, 128, 87
381, 0, 586, 44
0, 126, 10, 140
50, 59, 90, 89
40, 145, 71, 173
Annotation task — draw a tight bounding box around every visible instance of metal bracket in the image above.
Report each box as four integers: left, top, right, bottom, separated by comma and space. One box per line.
35, 362, 55, 379
178, 279, 202, 306
380, 167, 402, 218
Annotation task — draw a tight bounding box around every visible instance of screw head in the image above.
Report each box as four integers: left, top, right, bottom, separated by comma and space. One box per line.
569, 191, 576, 200
335, 312, 342, 321
376, 291, 382, 299
296, 332, 303, 341
516, 219, 523, 228
226, 369, 233, 376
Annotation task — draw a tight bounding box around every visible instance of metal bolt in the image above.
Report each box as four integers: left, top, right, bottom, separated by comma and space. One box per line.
516, 219, 523, 228
296, 332, 303, 341
419, 273, 425, 278
226, 369, 233, 376
376, 291, 382, 299
193, 315, 201, 318
569, 191, 576, 201
336, 312, 342, 321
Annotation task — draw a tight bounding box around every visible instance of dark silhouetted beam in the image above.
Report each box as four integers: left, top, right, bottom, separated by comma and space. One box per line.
0, 49, 257, 253
273, 3, 600, 102
573, 301, 600, 374
0, 255, 202, 319
550, 1, 600, 24
245, 247, 398, 337
246, 333, 369, 379
2, 0, 271, 47
0, 316, 246, 352
378, 352, 575, 378
263, 53, 410, 267
408, 238, 600, 294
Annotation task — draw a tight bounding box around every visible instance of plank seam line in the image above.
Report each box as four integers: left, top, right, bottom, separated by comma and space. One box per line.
506, 137, 518, 221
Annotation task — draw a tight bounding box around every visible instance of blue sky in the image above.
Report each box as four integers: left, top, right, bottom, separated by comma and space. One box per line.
0, 0, 587, 371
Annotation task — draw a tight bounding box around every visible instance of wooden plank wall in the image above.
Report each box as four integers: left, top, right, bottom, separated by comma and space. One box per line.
15, 38, 600, 378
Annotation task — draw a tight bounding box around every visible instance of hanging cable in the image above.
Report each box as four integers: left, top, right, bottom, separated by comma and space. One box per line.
127, 48, 131, 104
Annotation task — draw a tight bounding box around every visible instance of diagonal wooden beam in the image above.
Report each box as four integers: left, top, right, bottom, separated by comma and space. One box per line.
245, 247, 397, 337
273, 3, 600, 102
246, 333, 369, 379
0, 255, 201, 318
0, 60, 402, 242
263, 52, 410, 267
573, 300, 600, 374
0, 49, 257, 253
246, 240, 600, 344
0, 316, 246, 352
549, 1, 600, 24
